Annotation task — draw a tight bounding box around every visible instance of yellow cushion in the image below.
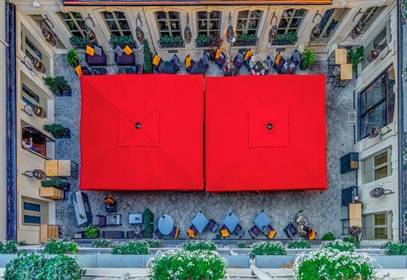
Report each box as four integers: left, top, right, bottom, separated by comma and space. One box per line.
275, 53, 281, 64
104, 198, 114, 204
185, 56, 192, 69
152, 54, 161, 66
75, 65, 82, 76
123, 45, 133, 55
309, 230, 316, 240
187, 229, 195, 238
215, 49, 222, 60
174, 228, 179, 239
86, 45, 95, 56
220, 229, 229, 237
268, 230, 276, 239
244, 50, 253, 61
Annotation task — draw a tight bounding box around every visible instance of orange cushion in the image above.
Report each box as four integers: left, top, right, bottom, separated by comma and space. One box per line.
174, 228, 179, 239
86, 45, 95, 56
220, 229, 229, 237
152, 54, 161, 66
268, 230, 276, 239
104, 198, 114, 204
244, 50, 253, 61
276, 53, 281, 64
123, 45, 133, 55
309, 230, 316, 240
75, 65, 82, 76
187, 229, 195, 238
215, 49, 222, 60
185, 56, 192, 69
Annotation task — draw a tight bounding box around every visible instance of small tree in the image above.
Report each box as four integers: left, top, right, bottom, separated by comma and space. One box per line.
143, 40, 153, 74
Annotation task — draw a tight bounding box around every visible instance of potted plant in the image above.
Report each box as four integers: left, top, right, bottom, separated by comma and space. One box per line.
143, 208, 154, 238
110, 34, 137, 49
248, 34, 258, 46
44, 77, 62, 96
41, 178, 70, 191
348, 46, 364, 76
85, 224, 100, 239
272, 32, 298, 45
69, 35, 91, 50
43, 123, 70, 139
159, 35, 171, 48
299, 48, 316, 70
67, 48, 80, 68
143, 40, 152, 74
196, 34, 211, 47
54, 76, 71, 96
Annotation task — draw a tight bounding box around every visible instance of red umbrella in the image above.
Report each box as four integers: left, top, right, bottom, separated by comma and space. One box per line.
80, 74, 204, 191
205, 75, 327, 192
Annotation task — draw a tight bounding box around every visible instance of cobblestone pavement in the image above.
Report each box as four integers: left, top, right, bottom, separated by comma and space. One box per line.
54, 50, 356, 240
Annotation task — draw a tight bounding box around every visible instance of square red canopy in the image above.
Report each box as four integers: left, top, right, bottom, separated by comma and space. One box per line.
205, 75, 327, 192
80, 74, 204, 191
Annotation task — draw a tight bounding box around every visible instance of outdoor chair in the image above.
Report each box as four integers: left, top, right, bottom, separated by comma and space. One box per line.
85, 45, 107, 66
233, 49, 246, 69
198, 52, 210, 70
169, 227, 179, 239
154, 228, 164, 239
220, 225, 230, 238
92, 215, 106, 227
243, 49, 253, 71
115, 49, 135, 66
233, 224, 245, 239
263, 56, 273, 74
266, 224, 276, 239
289, 50, 302, 70
273, 52, 288, 74
152, 54, 164, 73
248, 225, 261, 239
170, 54, 180, 73
214, 48, 226, 69
187, 225, 198, 239
284, 223, 298, 239
185, 54, 195, 73
207, 219, 219, 233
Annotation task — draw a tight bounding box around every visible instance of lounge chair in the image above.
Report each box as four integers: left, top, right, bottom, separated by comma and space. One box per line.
284, 223, 298, 239
308, 230, 316, 240
207, 219, 219, 233
233, 224, 245, 239
85, 45, 107, 66
92, 215, 106, 227
248, 225, 260, 239
214, 48, 226, 69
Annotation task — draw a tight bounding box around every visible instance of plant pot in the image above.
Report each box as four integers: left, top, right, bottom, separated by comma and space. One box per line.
54, 90, 63, 97
62, 85, 72, 96
63, 128, 71, 138
60, 182, 70, 191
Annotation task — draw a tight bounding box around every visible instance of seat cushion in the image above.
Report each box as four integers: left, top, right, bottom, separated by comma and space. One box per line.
244, 50, 253, 61
123, 45, 133, 55
114, 46, 124, 56
94, 45, 102, 56
152, 54, 162, 67
309, 230, 316, 240
220, 229, 229, 237
75, 65, 83, 76
187, 228, 195, 238
185, 56, 192, 69
86, 45, 95, 56
215, 49, 222, 60
268, 230, 276, 239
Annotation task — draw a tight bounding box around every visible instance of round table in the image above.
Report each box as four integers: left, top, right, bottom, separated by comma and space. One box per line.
158, 214, 174, 235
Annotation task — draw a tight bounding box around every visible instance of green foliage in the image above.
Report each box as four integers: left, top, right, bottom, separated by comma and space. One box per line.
144, 239, 163, 248
92, 239, 111, 248
54, 76, 70, 91
43, 123, 67, 138
235, 33, 258, 45
380, 240, 407, 255
44, 77, 59, 92
110, 34, 136, 48
147, 249, 227, 280
4, 253, 85, 280
67, 48, 80, 68
321, 231, 336, 240
300, 48, 316, 70
272, 32, 298, 45
320, 240, 355, 252
348, 46, 364, 74
237, 242, 247, 248
287, 239, 311, 249
249, 241, 287, 259
143, 40, 153, 74
84, 225, 100, 239
293, 248, 379, 280
17, 240, 27, 246
41, 178, 64, 189
0, 240, 18, 254
343, 236, 360, 249
43, 239, 79, 254
196, 34, 211, 47
159, 35, 184, 48
143, 208, 154, 238
111, 241, 149, 255
69, 35, 92, 49
183, 240, 217, 251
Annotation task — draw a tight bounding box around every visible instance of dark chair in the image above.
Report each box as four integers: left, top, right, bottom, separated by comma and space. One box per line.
187, 225, 198, 239
273, 52, 288, 74
91, 67, 107, 75
233, 224, 245, 239
248, 225, 261, 239
243, 49, 253, 71
135, 64, 143, 74
233, 50, 245, 69
81, 66, 91, 75
207, 219, 219, 233
115, 52, 135, 66
289, 50, 302, 68
169, 227, 179, 239
86, 48, 107, 66
170, 54, 180, 73
126, 230, 143, 239
154, 228, 164, 239
92, 215, 106, 227
198, 52, 210, 70
158, 61, 175, 74
263, 56, 273, 74
214, 49, 226, 69
185, 55, 196, 73
284, 223, 298, 239
219, 225, 230, 238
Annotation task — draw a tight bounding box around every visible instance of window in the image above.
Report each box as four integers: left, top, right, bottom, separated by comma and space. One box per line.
20, 73, 48, 111
101, 11, 133, 38
156, 11, 182, 37
21, 120, 55, 159
362, 23, 390, 70
310, 8, 348, 44
350, 7, 384, 37
362, 148, 392, 183
236, 10, 262, 36
21, 25, 50, 76
363, 212, 391, 240
197, 11, 222, 37
277, 9, 306, 34
359, 66, 395, 139
22, 197, 49, 226
30, 15, 64, 49
57, 12, 87, 38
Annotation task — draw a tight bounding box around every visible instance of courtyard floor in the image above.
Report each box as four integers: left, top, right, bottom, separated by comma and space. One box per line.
54, 51, 357, 240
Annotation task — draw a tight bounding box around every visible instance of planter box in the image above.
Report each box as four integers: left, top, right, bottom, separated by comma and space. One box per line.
53, 90, 63, 97
255, 255, 296, 268
62, 86, 72, 96
45, 160, 72, 177
97, 255, 144, 268
224, 256, 250, 268
103, 231, 124, 239
40, 187, 64, 200
63, 128, 71, 138
40, 224, 62, 243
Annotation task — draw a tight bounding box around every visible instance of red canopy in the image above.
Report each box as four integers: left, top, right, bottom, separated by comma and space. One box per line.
205, 75, 327, 192
80, 74, 204, 191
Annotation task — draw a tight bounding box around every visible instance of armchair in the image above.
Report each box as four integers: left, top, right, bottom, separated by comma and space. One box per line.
214, 49, 226, 69
187, 225, 198, 239
169, 227, 179, 239
219, 225, 230, 238
284, 223, 298, 239
249, 225, 261, 239
266, 225, 276, 239
233, 224, 245, 239
92, 215, 106, 227
207, 219, 219, 233
85, 46, 107, 66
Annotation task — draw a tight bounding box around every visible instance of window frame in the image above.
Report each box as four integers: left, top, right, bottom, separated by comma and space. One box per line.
361, 22, 391, 70
21, 25, 50, 76
196, 11, 222, 38
362, 147, 392, 184
351, 6, 385, 38
310, 8, 348, 45
235, 10, 263, 36
22, 197, 49, 226
363, 212, 391, 240
57, 11, 87, 38
101, 11, 134, 38
276, 8, 306, 35
155, 11, 182, 38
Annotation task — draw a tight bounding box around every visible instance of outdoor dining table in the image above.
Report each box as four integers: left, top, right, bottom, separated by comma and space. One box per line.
254, 212, 271, 229
192, 212, 209, 233
158, 214, 174, 235
223, 211, 239, 232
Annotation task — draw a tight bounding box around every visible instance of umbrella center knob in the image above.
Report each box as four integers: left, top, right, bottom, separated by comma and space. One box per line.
135, 122, 141, 129
267, 123, 273, 130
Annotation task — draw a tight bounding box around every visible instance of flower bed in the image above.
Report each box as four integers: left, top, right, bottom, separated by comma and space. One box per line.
111, 240, 149, 255
147, 249, 227, 280
288, 240, 311, 249
43, 239, 79, 254
250, 241, 287, 259
293, 248, 379, 280
319, 240, 356, 252
0, 241, 18, 254
183, 240, 217, 251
